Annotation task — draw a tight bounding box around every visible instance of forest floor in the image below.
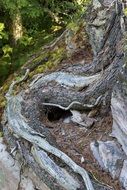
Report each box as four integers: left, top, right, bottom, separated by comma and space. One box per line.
42, 110, 120, 190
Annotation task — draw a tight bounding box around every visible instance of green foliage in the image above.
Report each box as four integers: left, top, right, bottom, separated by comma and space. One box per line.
0, 23, 5, 39
0, 0, 29, 15
0, 60, 10, 85
0, 23, 12, 58
0, 23, 8, 40
0, 22, 12, 85
18, 35, 33, 47
0, 23, 4, 31
0, 0, 91, 86
2, 45, 13, 55
124, 8, 127, 16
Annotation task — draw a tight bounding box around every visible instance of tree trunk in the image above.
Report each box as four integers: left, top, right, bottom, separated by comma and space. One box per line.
11, 8, 23, 45
2, 0, 125, 190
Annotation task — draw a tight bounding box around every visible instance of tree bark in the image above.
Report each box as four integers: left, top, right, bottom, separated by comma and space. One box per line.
11, 8, 23, 45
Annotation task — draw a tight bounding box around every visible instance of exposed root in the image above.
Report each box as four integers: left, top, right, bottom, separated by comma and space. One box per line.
42, 95, 102, 111
5, 69, 30, 100
4, 72, 94, 190
30, 72, 100, 90
31, 146, 81, 190
6, 96, 94, 190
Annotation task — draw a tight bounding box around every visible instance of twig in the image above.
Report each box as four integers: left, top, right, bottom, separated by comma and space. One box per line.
10, 145, 18, 155
91, 172, 113, 190
42, 95, 103, 111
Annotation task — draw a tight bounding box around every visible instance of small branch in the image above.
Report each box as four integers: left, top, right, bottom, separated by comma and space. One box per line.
10, 145, 18, 155
42, 29, 68, 50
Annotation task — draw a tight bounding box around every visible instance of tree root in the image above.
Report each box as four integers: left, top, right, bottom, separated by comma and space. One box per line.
5, 69, 30, 100
42, 95, 102, 111
4, 71, 94, 190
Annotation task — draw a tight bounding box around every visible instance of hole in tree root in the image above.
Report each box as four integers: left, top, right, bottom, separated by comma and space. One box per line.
44, 106, 72, 122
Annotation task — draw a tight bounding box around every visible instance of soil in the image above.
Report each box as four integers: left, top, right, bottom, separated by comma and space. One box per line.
42, 111, 121, 190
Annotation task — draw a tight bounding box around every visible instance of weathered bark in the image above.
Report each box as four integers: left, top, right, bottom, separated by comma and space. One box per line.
2, 0, 125, 190
89, 2, 127, 190
90, 45, 127, 190
111, 51, 127, 156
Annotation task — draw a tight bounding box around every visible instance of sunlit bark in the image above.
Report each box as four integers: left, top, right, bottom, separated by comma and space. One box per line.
11, 8, 23, 45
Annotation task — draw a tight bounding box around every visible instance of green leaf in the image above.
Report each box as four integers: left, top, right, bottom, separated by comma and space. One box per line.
0, 23, 5, 32
2, 45, 13, 55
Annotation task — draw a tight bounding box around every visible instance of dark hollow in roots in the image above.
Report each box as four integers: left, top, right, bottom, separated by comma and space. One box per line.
45, 107, 72, 122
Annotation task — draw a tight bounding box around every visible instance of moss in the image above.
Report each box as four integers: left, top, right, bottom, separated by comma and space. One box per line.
46, 61, 54, 69
0, 96, 6, 120
52, 48, 66, 60
0, 100, 6, 107
35, 65, 46, 73
0, 74, 16, 120
67, 22, 80, 32
29, 47, 66, 78
31, 52, 49, 65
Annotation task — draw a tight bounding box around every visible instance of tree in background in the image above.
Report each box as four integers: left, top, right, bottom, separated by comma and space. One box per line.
0, 0, 90, 85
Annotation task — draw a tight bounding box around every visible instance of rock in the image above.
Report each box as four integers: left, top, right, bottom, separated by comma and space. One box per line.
111, 84, 127, 156
0, 137, 50, 190
91, 141, 105, 169
120, 160, 127, 190
20, 176, 35, 190
20, 166, 50, 190
63, 116, 71, 124
71, 110, 95, 128
0, 138, 20, 190
81, 156, 85, 164
90, 141, 125, 179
